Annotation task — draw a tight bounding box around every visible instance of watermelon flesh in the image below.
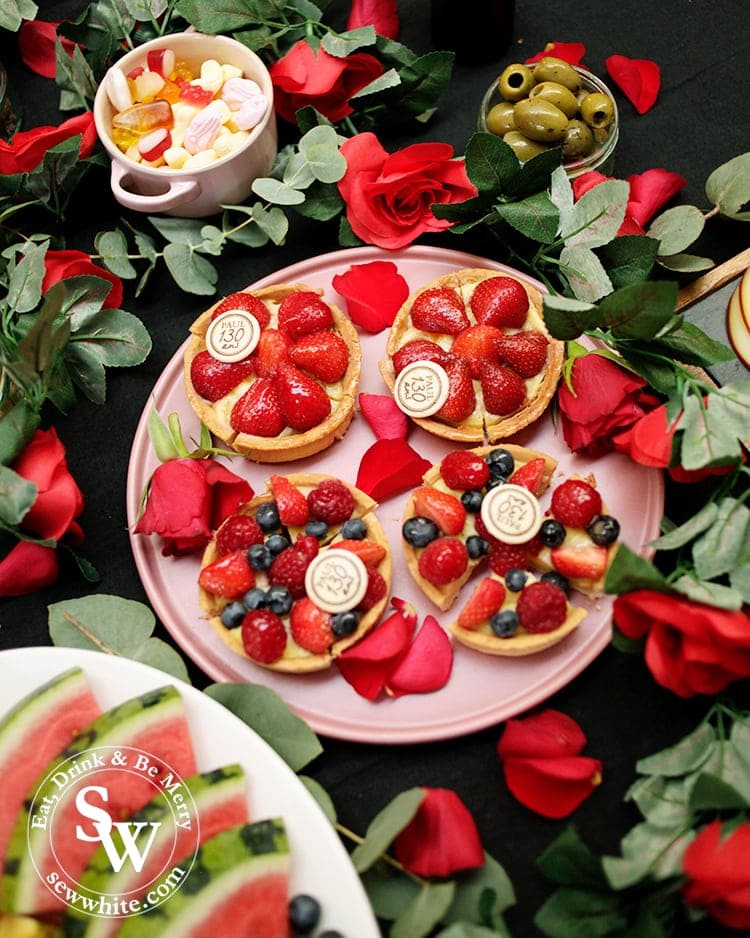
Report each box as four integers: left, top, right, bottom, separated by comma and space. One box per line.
0, 668, 100, 881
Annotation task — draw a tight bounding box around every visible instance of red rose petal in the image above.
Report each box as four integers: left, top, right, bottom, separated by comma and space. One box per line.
498, 709, 587, 761
347, 0, 400, 39
386, 615, 454, 697
0, 541, 59, 597
502, 754, 603, 818
525, 42, 586, 65
394, 788, 485, 877
626, 168, 687, 227
200, 459, 254, 529
19, 20, 76, 79
612, 403, 675, 468
332, 261, 409, 334
605, 54, 661, 114
356, 438, 431, 501
571, 170, 612, 201
358, 393, 408, 440
683, 821, 750, 929
336, 600, 417, 700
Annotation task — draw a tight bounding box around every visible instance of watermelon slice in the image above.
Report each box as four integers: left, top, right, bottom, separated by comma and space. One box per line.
1, 685, 196, 919
116, 819, 290, 938
0, 668, 100, 880
63, 765, 250, 938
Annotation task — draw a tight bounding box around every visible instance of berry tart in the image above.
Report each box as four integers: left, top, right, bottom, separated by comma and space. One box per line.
198, 473, 392, 672
380, 268, 564, 442
185, 284, 361, 462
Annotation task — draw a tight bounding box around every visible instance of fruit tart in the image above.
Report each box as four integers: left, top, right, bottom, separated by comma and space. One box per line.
380, 268, 564, 442
185, 284, 361, 462
198, 473, 392, 673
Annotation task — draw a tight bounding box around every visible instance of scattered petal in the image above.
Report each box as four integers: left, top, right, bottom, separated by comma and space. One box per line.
394, 788, 485, 877
356, 438, 431, 502
525, 42, 586, 65
502, 755, 603, 818
626, 168, 687, 227
347, 0, 400, 39
19, 20, 76, 79
359, 393, 408, 440
605, 54, 661, 114
0, 542, 59, 597
336, 600, 417, 700
332, 261, 410, 333
498, 709, 587, 761
386, 616, 454, 697
683, 821, 750, 929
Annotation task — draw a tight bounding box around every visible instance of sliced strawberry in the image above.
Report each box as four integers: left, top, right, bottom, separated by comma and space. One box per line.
480, 361, 526, 416
550, 543, 609, 581
241, 609, 287, 663
412, 487, 467, 536
392, 339, 453, 375
288, 330, 349, 383
255, 328, 291, 377
277, 291, 333, 338
270, 475, 309, 526
199, 549, 255, 599
190, 350, 255, 402
516, 582, 568, 633
457, 578, 507, 629
411, 287, 469, 335
470, 276, 529, 328
332, 539, 387, 566
357, 566, 388, 611
269, 534, 319, 597
450, 324, 503, 378
290, 597, 333, 654
495, 330, 549, 378
488, 540, 529, 576
551, 479, 602, 528
434, 357, 476, 424
230, 377, 286, 437
275, 361, 331, 431
440, 450, 490, 490
417, 537, 469, 586
509, 457, 548, 496
215, 514, 264, 556
211, 291, 271, 330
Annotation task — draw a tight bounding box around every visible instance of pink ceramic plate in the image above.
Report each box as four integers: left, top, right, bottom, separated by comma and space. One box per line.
127, 246, 664, 744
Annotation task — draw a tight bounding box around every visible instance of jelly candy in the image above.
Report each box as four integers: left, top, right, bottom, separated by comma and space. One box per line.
147, 48, 176, 78
178, 80, 215, 108
112, 99, 174, 134
155, 77, 181, 104
172, 59, 194, 81
138, 127, 172, 162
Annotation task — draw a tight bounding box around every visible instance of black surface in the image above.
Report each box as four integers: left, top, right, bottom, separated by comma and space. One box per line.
1, 2, 750, 935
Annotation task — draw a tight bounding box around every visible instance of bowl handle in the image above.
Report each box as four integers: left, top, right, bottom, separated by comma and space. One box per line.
110, 161, 200, 212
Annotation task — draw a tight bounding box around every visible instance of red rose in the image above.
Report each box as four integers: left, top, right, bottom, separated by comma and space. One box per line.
19, 20, 77, 79
393, 788, 484, 877
0, 112, 96, 175
135, 458, 253, 556
338, 133, 477, 250
0, 542, 60, 597
613, 590, 750, 697
269, 41, 384, 124
557, 353, 661, 457
347, 0, 400, 39
683, 821, 750, 929
42, 249, 123, 310
572, 167, 686, 235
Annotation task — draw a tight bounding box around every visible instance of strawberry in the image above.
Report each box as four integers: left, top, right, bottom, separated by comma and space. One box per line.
450, 324, 503, 378
412, 486, 467, 536
357, 567, 388, 611
269, 534, 319, 597
307, 479, 356, 524
211, 291, 271, 330
509, 457, 548, 495
274, 361, 331, 431
270, 475, 309, 526
551, 479, 603, 528
488, 540, 529, 576
255, 328, 291, 377
417, 536, 469, 586
480, 362, 526, 416
331, 539, 386, 566
495, 330, 549, 378
288, 330, 349, 383
440, 450, 490, 490
215, 514, 264, 556
241, 609, 288, 663
470, 276, 529, 328
392, 339, 453, 375
549, 543, 609, 581
230, 377, 286, 437
277, 291, 333, 339
434, 358, 476, 424
198, 549, 255, 599
457, 577, 507, 629
290, 597, 333, 654
516, 582, 568, 633
190, 350, 255, 402
410, 287, 469, 335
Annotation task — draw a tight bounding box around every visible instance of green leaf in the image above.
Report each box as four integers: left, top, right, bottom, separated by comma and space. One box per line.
636, 721, 716, 777
55, 42, 98, 110
613, 346, 679, 398
350, 67, 402, 99
647, 205, 705, 255
604, 823, 693, 887
282, 152, 316, 190
494, 191, 559, 243
361, 862, 420, 921
626, 774, 694, 828
657, 253, 714, 274
387, 50, 454, 121
0, 0, 38, 31
0, 465, 37, 526
604, 543, 670, 595
0, 400, 40, 466
559, 245, 613, 303
198, 224, 225, 256
644, 320, 734, 368
147, 409, 180, 462
445, 853, 515, 928
649, 501, 718, 550
705, 152, 750, 220
542, 294, 597, 341
69, 308, 152, 366
351, 788, 425, 873
149, 216, 207, 246
463, 133, 520, 193
597, 280, 679, 339
300, 144, 347, 184
536, 827, 608, 889
94, 229, 137, 279
252, 177, 306, 205
123, 0, 168, 20
203, 683, 322, 772
62, 342, 106, 404
692, 497, 750, 580
163, 243, 218, 295
298, 775, 336, 825
561, 179, 629, 249
435, 924, 503, 938
534, 887, 627, 938
677, 392, 741, 469
548, 165, 573, 218
174, 0, 262, 32
392, 882, 456, 938
673, 575, 744, 610
292, 181, 343, 221
48, 595, 190, 683
599, 235, 659, 289
689, 772, 750, 812
707, 380, 750, 443
7, 240, 47, 313
729, 561, 750, 604
321, 25, 375, 56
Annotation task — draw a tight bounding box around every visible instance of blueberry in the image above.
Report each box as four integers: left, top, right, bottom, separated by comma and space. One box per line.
402, 516, 439, 548
540, 519, 566, 548
466, 535, 489, 559
266, 533, 291, 556
342, 518, 367, 540
220, 601, 246, 629
247, 543, 273, 570
505, 568, 527, 591
255, 501, 280, 532
485, 476, 507, 491
266, 585, 293, 616
541, 571, 571, 594
490, 609, 519, 637
461, 489, 484, 513
288, 893, 321, 934
486, 447, 515, 478
331, 610, 360, 637
305, 519, 329, 540
587, 514, 620, 546
243, 587, 267, 610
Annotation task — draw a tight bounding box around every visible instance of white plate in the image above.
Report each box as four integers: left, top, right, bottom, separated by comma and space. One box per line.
0, 646, 379, 937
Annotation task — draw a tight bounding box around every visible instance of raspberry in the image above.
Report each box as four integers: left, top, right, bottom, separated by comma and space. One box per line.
290, 598, 333, 653
211, 291, 271, 330
417, 537, 468, 586
307, 479, 355, 525
516, 582, 568, 633
357, 567, 388, 611
268, 535, 319, 598
241, 609, 287, 663
440, 450, 491, 490
198, 549, 255, 599
215, 514, 264, 556
551, 479, 602, 528
488, 540, 529, 577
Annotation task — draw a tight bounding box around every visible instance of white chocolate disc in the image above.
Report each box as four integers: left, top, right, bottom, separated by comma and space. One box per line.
480, 483, 543, 544
304, 551, 368, 614
205, 310, 261, 362
393, 361, 450, 418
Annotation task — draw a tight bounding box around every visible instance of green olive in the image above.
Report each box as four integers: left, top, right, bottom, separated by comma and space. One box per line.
497, 63, 535, 102
561, 119, 594, 159
502, 131, 549, 162
531, 56, 581, 92
486, 101, 516, 136
529, 81, 579, 118
513, 98, 569, 142
580, 92, 615, 129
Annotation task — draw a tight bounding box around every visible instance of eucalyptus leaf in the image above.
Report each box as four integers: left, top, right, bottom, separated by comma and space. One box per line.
647, 205, 705, 255
252, 177, 306, 205
0, 465, 37, 527
7, 240, 48, 313
293, 181, 344, 221
444, 853, 515, 928
705, 151, 750, 220
163, 243, 218, 295
351, 788, 425, 873
282, 152, 317, 190
149, 216, 207, 246
298, 775, 336, 825
635, 721, 716, 777
361, 862, 420, 921
94, 229, 138, 279
302, 144, 347, 184
392, 882, 456, 938
198, 224, 225, 256
252, 204, 289, 244
559, 245, 613, 303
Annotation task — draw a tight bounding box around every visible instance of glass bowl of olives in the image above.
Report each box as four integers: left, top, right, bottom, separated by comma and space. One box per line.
478, 57, 619, 178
